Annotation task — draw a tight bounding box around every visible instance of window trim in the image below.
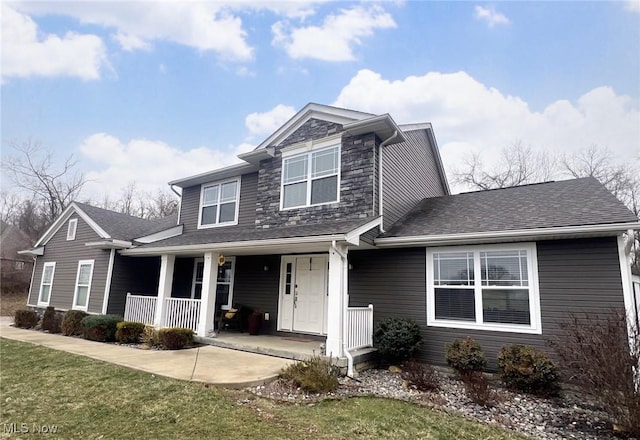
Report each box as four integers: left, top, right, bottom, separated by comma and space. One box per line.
190, 257, 235, 310
38, 262, 56, 306
72, 259, 95, 311
426, 243, 542, 334
67, 218, 78, 241
197, 178, 241, 229
280, 144, 341, 211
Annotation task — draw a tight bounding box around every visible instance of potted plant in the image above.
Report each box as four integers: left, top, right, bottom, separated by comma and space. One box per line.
247, 309, 263, 335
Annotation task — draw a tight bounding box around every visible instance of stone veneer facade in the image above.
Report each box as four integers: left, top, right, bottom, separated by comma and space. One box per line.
255, 118, 379, 228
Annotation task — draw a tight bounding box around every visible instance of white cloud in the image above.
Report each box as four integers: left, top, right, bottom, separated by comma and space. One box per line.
245, 104, 296, 137
13, 2, 254, 61
474, 5, 511, 27
272, 5, 396, 61
626, 0, 640, 12
78, 133, 246, 200
1, 4, 108, 81
333, 69, 640, 192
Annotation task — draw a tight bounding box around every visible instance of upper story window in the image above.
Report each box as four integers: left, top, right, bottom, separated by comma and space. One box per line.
67, 218, 78, 240
281, 145, 340, 209
426, 243, 542, 334
198, 179, 240, 229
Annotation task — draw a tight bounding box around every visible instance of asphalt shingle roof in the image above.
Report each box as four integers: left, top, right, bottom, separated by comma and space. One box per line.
136, 217, 373, 248
382, 177, 638, 238
74, 202, 178, 241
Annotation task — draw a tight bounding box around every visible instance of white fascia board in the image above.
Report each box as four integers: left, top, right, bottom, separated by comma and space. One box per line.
84, 239, 133, 249
237, 147, 274, 165
398, 122, 432, 131
342, 114, 405, 144
375, 222, 640, 247
344, 217, 383, 245
120, 234, 346, 256
134, 225, 183, 244
18, 247, 44, 256
255, 103, 375, 150
168, 163, 257, 188
34, 203, 110, 247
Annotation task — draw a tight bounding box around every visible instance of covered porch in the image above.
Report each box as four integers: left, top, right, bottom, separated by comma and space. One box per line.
121, 236, 377, 365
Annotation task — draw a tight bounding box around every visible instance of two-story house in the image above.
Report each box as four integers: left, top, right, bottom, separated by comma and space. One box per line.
23, 103, 639, 371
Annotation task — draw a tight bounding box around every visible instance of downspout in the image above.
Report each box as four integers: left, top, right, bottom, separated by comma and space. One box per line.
378, 130, 400, 233
332, 240, 354, 377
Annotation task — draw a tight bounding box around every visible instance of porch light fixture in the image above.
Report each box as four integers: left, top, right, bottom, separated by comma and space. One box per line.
263, 265, 269, 272
218, 254, 226, 266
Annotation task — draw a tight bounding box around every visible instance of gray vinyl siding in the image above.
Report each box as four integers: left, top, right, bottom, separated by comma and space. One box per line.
348, 237, 625, 370
232, 255, 281, 333
382, 129, 447, 230
179, 172, 258, 233
106, 255, 160, 315
28, 215, 110, 314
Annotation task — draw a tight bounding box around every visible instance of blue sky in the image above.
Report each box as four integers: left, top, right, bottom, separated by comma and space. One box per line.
2, 1, 639, 199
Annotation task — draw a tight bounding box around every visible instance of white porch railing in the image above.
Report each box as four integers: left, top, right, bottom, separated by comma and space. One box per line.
162, 297, 201, 332
346, 304, 374, 351
123, 293, 157, 325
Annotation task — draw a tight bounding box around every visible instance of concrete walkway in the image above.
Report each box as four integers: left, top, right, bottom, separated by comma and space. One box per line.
0, 317, 293, 388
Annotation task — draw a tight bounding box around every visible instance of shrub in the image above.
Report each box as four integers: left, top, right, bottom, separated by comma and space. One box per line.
14, 309, 39, 328
61, 310, 88, 336
81, 315, 122, 342
157, 328, 194, 350
550, 311, 639, 435
497, 344, 560, 396
115, 321, 146, 344
445, 337, 487, 374
374, 317, 422, 364
401, 360, 440, 392
41, 306, 61, 333
460, 371, 497, 407
279, 356, 340, 393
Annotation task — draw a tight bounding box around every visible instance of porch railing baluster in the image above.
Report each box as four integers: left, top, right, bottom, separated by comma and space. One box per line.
345, 304, 374, 351
124, 293, 157, 326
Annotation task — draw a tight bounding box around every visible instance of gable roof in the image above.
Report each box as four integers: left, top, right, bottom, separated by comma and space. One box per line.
34, 202, 178, 247
377, 177, 639, 245
1, 221, 33, 260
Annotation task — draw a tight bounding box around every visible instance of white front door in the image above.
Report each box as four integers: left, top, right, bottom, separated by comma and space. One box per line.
278, 255, 327, 334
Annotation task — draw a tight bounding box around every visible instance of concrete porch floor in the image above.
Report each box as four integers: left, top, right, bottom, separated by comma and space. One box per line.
196, 332, 325, 361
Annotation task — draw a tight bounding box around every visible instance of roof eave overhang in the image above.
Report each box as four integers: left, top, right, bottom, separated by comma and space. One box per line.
168, 162, 258, 188
18, 247, 44, 256
85, 239, 133, 249
375, 222, 640, 247
237, 147, 274, 165
342, 114, 405, 144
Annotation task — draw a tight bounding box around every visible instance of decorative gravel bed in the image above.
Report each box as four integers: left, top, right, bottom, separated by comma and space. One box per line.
249, 369, 632, 440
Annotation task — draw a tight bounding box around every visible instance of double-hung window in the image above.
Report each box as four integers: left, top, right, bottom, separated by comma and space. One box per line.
191, 257, 235, 310
38, 262, 56, 305
73, 260, 94, 311
67, 218, 77, 240
282, 146, 340, 209
199, 179, 239, 228
427, 243, 541, 334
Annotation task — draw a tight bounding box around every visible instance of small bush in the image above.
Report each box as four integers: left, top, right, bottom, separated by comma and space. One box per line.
446, 337, 487, 374
157, 328, 194, 350
61, 310, 88, 336
460, 371, 497, 407
115, 321, 146, 344
41, 306, 61, 333
497, 344, 560, 396
550, 311, 639, 435
280, 356, 340, 393
401, 360, 440, 392
374, 317, 422, 364
14, 309, 39, 328
81, 315, 122, 342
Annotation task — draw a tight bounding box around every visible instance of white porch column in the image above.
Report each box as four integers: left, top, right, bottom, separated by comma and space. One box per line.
154, 254, 175, 328
197, 251, 219, 337
326, 242, 348, 358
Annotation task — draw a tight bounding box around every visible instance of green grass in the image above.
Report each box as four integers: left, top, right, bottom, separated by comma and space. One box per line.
0, 338, 528, 439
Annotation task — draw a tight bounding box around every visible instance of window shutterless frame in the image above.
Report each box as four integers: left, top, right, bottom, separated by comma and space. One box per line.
72, 260, 94, 311
38, 262, 56, 306
197, 178, 241, 229
426, 243, 542, 334
67, 218, 78, 240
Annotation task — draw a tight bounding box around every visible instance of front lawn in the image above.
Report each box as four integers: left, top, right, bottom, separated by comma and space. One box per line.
0, 338, 527, 439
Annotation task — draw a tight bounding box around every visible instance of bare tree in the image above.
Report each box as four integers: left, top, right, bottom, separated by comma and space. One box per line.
453, 141, 556, 190
0, 191, 22, 224
2, 140, 85, 224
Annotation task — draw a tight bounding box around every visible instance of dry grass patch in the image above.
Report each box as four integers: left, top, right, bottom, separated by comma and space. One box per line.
1, 290, 28, 317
